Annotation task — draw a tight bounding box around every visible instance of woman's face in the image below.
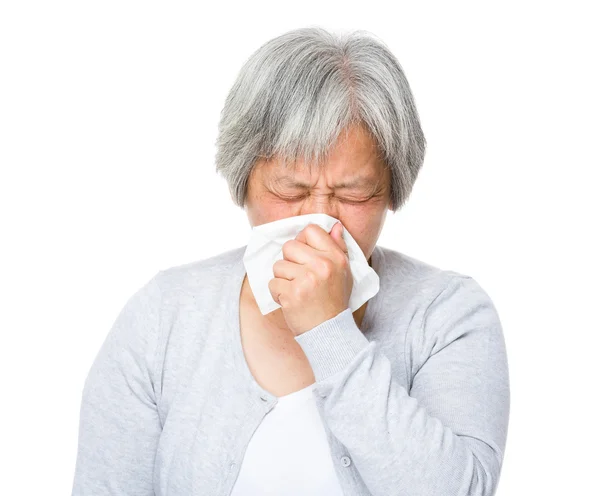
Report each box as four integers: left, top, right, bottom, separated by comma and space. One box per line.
244, 123, 392, 262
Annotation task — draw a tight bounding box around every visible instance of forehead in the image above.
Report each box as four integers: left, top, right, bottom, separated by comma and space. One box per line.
257, 124, 387, 186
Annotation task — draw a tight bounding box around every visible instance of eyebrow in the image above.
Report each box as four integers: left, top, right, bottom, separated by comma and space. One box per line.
273, 175, 377, 189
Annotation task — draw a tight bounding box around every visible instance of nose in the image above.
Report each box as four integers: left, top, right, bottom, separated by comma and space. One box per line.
299, 194, 340, 220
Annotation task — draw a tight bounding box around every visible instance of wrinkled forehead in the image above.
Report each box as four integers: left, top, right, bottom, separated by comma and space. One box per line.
255, 152, 389, 189
270, 160, 389, 190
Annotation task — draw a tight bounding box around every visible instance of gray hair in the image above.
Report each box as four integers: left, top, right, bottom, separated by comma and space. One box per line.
214, 26, 426, 212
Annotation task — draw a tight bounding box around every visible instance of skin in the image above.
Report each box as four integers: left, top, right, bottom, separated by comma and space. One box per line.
239, 122, 393, 335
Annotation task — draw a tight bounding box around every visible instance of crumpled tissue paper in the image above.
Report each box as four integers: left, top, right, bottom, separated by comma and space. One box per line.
242, 213, 380, 315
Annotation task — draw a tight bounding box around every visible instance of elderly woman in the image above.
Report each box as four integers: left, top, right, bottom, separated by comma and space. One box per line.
72, 27, 510, 496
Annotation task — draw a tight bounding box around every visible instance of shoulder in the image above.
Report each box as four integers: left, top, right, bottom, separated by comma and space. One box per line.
376, 244, 501, 343
153, 245, 245, 297
377, 245, 479, 307
379, 248, 504, 381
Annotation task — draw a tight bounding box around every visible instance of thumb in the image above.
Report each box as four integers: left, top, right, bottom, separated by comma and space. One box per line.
332, 221, 348, 255
330, 221, 341, 238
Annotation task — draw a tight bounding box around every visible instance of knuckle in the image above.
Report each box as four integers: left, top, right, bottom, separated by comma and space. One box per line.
337, 253, 349, 268
305, 270, 318, 285
318, 258, 334, 276
281, 239, 294, 256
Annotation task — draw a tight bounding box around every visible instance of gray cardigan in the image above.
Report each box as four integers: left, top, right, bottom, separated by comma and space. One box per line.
71, 244, 510, 495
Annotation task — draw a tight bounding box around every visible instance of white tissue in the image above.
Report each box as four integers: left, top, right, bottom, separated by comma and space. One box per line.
242, 213, 380, 315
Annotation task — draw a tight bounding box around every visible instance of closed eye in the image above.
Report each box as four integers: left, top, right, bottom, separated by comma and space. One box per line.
280, 195, 371, 205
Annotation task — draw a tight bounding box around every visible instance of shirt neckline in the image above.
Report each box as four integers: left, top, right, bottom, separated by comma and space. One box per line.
227, 243, 386, 404
276, 381, 317, 404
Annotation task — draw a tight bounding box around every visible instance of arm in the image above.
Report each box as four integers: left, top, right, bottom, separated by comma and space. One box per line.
71, 273, 163, 496
294, 275, 510, 496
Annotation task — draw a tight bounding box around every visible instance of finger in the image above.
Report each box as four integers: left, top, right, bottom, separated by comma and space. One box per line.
295, 223, 340, 254
268, 276, 291, 306
332, 222, 349, 256
281, 238, 319, 265
272, 258, 304, 281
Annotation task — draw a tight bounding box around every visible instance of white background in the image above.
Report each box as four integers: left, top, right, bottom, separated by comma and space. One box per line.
1, 1, 598, 494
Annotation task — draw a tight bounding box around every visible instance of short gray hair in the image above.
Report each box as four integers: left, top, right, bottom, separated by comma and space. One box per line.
214, 26, 426, 212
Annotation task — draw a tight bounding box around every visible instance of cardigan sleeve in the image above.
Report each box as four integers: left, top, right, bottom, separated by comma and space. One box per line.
71, 273, 163, 496
294, 275, 510, 496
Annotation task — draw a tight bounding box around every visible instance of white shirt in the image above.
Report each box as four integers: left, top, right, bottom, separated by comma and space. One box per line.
230, 382, 346, 496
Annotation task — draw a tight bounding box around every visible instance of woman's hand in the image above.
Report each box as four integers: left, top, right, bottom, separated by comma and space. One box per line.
268, 221, 354, 336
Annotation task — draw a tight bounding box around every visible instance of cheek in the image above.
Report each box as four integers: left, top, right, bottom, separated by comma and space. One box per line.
339, 204, 386, 245
339, 208, 376, 237
250, 196, 297, 225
